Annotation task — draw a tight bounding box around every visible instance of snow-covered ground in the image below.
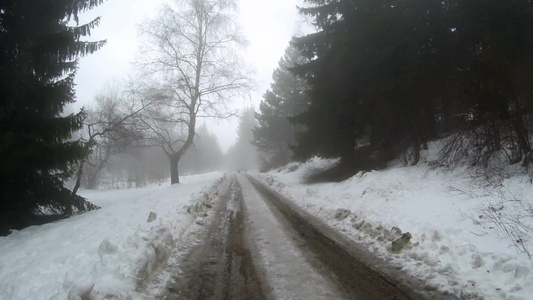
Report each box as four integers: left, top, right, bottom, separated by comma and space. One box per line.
0, 172, 224, 300
251, 145, 533, 300
2, 147, 532, 300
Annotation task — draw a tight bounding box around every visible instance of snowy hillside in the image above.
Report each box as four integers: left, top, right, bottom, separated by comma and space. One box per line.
0, 173, 224, 300
252, 144, 533, 300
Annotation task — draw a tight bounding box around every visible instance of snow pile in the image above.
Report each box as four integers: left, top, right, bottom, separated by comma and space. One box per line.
0, 172, 224, 300
252, 145, 533, 300
274, 157, 340, 180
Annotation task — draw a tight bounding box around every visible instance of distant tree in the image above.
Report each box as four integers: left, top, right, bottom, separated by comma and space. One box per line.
97, 146, 169, 189
0, 0, 105, 234
180, 124, 224, 174
137, 0, 251, 184
138, 147, 169, 184
227, 107, 260, 171
104, 148, 147, 188
253, 43, 309, 170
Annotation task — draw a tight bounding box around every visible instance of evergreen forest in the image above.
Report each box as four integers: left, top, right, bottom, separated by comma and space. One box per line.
254, 0, 533, 178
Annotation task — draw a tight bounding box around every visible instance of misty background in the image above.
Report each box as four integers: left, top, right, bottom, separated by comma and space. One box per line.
65, 0, 307, 189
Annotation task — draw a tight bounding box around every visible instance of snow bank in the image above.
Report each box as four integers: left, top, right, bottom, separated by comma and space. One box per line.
0, 172, 224, 300
252, 145, 533, 300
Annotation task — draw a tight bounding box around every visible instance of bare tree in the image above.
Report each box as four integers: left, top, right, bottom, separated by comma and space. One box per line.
137, 0, 251, 184
72, 83, 149, 193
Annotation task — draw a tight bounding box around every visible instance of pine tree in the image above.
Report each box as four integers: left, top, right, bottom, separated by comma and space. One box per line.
441, 0, 533, 167
364, 0, 455, 165
253, 43, 309, 170
293, 0, 454, 169
227, 107, 260, 171
0, 0, 105, 234
292, 0, 533, 173
292, 0, 379, 164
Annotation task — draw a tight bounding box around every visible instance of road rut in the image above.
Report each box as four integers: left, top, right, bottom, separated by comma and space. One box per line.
159, 175, 264, 299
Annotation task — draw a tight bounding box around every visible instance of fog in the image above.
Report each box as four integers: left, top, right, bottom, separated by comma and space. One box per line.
74, 0, 305, 152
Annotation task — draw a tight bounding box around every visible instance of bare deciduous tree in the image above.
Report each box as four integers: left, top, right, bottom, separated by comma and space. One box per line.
136, 0, 251, 184
72, 83, 149, 193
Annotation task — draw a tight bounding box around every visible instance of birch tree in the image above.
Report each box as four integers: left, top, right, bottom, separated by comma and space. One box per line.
137, 0, 251, 184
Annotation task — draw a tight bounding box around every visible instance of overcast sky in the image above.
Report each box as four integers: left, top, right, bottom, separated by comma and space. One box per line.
74, 0, 306, 151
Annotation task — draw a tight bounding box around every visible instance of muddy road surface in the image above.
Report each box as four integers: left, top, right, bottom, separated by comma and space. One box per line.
159, 176, 264, 300
156, 174, 454, 300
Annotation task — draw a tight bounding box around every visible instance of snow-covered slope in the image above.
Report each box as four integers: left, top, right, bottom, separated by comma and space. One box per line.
252, 148, 533, 300
0, 172, 224, 300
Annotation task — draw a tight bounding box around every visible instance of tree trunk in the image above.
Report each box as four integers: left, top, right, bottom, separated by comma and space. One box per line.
87, 144, 112, 189
512, 117, 531, 159
170, 156, 180, 184
72, 160, 85, 195
411, 139, 421, 166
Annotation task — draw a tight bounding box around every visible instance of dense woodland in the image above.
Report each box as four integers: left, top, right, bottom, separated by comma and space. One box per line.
2, 0, 533, 233
254, 0, 533, 176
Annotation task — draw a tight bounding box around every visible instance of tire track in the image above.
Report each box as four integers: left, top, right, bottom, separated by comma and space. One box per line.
160, 175, 264, 300
245, 174, 456, 300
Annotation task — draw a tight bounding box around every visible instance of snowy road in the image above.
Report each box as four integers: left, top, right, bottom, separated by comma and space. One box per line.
157, 174, 264, 299
150, 173, 446, 300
